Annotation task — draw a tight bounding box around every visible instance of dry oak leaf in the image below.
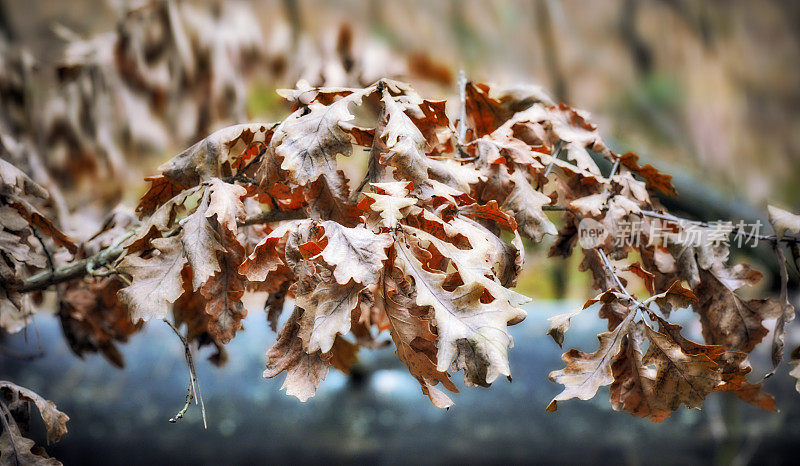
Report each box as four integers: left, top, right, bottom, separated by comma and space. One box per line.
648, 313, 775, 412
135, 175, 188, 217
275, 88, 370, 186
117, 237, 187, 322
264, 307, 330, 402
59, 278, 141, 368
179, 189, 225, 291
644, 280, 698, 314
382, 269, 458, 408
179, 179, 247, 292
610, 322, 672, 422
642, 322, 722, 412
359, 183, 417, 229
694, 266, 782, 352
464, 82, 521, 138
768, 205, 800, 240
294, 266, 363, 354
618, 152, 676, 197
199, 230, 247, 344
770, 245, 795, 368
547, 311, 634, 412
0, 422, 61, 466
0, 381, 69, 443
0, 158, 49, 199
394, 239, 525, 387
5, 196, 77, 253
402, 217, 529, 308
239, 219, 312, 283
157, 123, 274, 188
482, 162, 556, 242
318, 221, 392, 286
204, 178, 247, 234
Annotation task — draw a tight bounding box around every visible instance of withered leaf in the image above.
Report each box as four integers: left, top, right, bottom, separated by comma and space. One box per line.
117, 237, 187, 322
395, 239, 524, 387
264, 307, 330, 402
0, 381, 69, 443
319, 221, 392, 286
383, 268, 458, 408
642, 322, 722, 412
694, 267, 782, 352
547, 311, 634, 412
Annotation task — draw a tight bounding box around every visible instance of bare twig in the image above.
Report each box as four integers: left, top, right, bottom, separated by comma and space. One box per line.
457, 70, 468, 145
164, 319, 207, 429
238, 208, 306, 226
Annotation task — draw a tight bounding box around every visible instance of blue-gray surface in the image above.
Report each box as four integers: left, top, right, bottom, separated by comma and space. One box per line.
1, 301, 798, 465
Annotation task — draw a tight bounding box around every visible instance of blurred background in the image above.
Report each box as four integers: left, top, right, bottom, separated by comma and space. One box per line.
1, 0, 799, 464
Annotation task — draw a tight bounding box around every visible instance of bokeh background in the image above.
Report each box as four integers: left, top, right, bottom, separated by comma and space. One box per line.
1, 0, 799, 464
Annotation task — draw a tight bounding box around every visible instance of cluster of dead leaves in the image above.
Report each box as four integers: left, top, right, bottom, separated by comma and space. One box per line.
0, 157, 76, 332
2, 75, 798, 446
114, 76, 792, 417
123, 79, 538, 407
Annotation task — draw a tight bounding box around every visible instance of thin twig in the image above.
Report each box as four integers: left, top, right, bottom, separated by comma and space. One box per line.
164, 319, 207, 429
596, 248, 644, 311
0, 399, 20, 465
238, 208, 306, 226
607, 159, 620, 179
457, 70, 468, 146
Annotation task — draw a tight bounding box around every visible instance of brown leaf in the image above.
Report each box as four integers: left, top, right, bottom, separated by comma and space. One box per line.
610, 323, 672, 422
318, 221, 392, 285
0, 422, 62, 466
117, 237, 187, 322
136, 175, 188, 217
323, 336, 360, 374
618, 152, 676, 197
199, 229, 247, 344
395, 235, 525, 386
464, 82, 517, 138
627, 262, 655, 295
179, 189, 224, 291
294, 266, 363, 354
264, 307, 330, 402
645, 280, 698, 314
275, 89, 370, 187
6, 197, 77, 253
547, 311, 634, 412
383, 267, 458, 408
694, 267, 782, 352
769, 245, 795, 368
0, 381, 69, 443
158, 123, 274, 188
642, 322, 722, 412
59, 278, 141, 368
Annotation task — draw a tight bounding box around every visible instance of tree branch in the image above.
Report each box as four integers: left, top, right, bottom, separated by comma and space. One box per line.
16, 208, 306, 293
